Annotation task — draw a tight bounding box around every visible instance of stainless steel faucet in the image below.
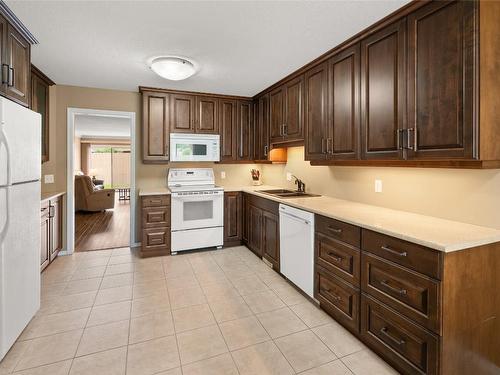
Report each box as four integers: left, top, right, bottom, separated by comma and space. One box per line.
292, 175, 305, 193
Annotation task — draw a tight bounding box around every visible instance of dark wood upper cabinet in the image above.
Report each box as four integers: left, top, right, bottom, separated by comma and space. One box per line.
170, 93, 195, 133
195, 96, 218, 134
31, 65, 54, 164
219, 99, 237, 161
269, 86, 284, 143
283, 75, 304, 141
142, 90, 170, 163
328, 45, 360, 160
407, 0, 476, 160
254, 94, 270, 161
304, 62, 329, 161
361, 19, 406, 160
4, 24, 30, 107
237, 100, 253, 161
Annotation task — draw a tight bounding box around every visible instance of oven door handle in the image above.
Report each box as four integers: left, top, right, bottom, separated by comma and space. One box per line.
171, 193, 223, 202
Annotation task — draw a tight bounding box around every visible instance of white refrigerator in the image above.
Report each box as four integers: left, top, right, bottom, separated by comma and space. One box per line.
0, 97, 41, 360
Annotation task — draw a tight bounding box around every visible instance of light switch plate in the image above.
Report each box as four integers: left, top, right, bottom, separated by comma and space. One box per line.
286, 172, 292, 181
44, 174, 54, 184
375, 179, 383, 193
220, 171, 226, 179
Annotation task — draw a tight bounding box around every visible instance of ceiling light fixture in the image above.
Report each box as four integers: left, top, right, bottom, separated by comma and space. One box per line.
149, 56, 197, 81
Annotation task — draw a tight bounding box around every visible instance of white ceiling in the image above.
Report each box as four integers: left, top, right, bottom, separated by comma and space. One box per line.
75, 114, 131, 138
8, 0, 409, 97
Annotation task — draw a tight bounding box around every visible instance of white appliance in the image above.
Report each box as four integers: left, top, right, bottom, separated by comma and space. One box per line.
279, 204, 315, 298
0, 97, 41, 361
170, 133, 220, 162
168, 168, 223, 253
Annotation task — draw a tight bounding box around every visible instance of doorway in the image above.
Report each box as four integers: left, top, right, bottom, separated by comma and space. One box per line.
66, 108, 136, 255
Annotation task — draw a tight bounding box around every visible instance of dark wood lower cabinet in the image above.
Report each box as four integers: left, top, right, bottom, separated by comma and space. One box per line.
140, 194, 170, 257
223, 192, 242, 247
247, 204, 263, 257
40, 194, 64, 272
262, 210, 280, 271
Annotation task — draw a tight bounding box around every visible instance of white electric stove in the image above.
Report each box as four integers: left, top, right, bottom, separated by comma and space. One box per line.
167, 168, 224, 253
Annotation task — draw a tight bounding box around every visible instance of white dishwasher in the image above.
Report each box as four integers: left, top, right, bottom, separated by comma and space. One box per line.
279, 204, 315, 298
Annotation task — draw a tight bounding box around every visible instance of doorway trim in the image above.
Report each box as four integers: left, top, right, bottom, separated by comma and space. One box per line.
64, 107, 137, 255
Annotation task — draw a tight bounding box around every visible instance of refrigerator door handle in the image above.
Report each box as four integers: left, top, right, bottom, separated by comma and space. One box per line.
0, 186, 10, 243
0, 103, 12, 186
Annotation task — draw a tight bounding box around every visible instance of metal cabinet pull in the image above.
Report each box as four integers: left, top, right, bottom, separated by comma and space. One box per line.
327, 138, 333, 154
406, 128, 415, 150
283, 124, 287, 136
264, 145, 268, 156
8, 67, 14, 87
381, 245, 407, 257
327, 226, 342, 234
321, 138, 326, 154
321, 288, 341, 301
327, 252, 343, 262
48, 205, 55, 218
380, 327, 406, 346
397, 129, 404, 150
380, 280, 407, 295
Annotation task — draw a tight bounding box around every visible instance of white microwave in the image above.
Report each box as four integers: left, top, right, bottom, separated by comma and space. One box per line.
169, 133, 220, 162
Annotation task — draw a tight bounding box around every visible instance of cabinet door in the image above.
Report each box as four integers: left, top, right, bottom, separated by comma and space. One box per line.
4, 24, 30, 107
361, 19, 406, 160
142, 91, 170, 162
0, 16, 7, 96
248, 205, 262, 257
254, 94, 270, 160
40, 205, 50, 271
242, 193, 249, 244
195, 96, 218, 134
269, 86, 284, 143
328, 45, 360, 159
224, 192, 242, 245
170, 93, 195, 133
31, 71, 50, 163
305, 62, 328, 161
219, 99, 237, 161
262, 210, 280, 271
407, 0, 476, 159
237, 100, 253, 161
284, 75, 304, 141
49, 197, 62, 261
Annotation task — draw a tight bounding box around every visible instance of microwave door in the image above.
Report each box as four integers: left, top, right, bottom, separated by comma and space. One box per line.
172, 141, 208, 162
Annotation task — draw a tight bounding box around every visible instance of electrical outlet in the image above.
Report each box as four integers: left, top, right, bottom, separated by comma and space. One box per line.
286, 172, 292, 181
220, 171, 226, 179
375, 179, 383, 193
44, 174, 54, 184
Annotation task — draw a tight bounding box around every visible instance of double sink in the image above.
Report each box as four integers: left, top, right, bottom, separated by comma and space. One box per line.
258, 189, 320, 198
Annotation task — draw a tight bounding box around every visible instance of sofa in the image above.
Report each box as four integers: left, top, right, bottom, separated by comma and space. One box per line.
75, 175, 115, 212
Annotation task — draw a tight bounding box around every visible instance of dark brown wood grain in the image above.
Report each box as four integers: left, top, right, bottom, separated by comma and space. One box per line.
195, 96, 218, 134
4, 23, 30, 106
142, 90, 169, 163
237, 100, 253, 161
315, 214, 361, 248
170, 93, 195, 133
328, 44, 360, 159
304, 62, 328, 161
247, 204, 263, 257
219, 99, 238, 162
224, 192, 242, 247
361, 293, 440, 375
262, 210, 280, 271
283, 75, 304, 142
140, 195, 170, 257
360, 19, 406, 160
31, 65, 53, 164
40, 201, 50, 271
49, 195, 62, 261
269, 85, 284, 143
254, 93, 270, 161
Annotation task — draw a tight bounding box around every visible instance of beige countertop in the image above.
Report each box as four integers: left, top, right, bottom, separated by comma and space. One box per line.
139, 184, 500, 252
41, 191, 65, 202
139, 188, 171, 196
230, 185, 500, 253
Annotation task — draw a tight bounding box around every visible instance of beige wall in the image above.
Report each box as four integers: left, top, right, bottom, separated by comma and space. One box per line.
262, 147, 500, 229
44, 85, 500, 245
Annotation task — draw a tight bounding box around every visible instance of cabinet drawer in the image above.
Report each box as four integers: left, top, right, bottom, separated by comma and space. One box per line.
142, 195, 170, 208
316, 232, 360, 284
142, 206, 170, 228
315, 215, 360, 247
362, 230, 442, 279
361, 294, 439, 375
361, 252, 441, 333
315, 266, 359, 333
142, 227, 170, 252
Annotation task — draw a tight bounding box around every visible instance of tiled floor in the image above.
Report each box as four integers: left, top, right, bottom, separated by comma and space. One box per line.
0, 246, 399, 375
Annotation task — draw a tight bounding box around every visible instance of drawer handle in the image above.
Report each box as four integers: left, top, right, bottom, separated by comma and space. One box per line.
327, 252, 343, 262
380, 280, 407, 295
327, 226, 342, 234
381, 245, 407, 257
321, 288, 341, 301
380, 327, 406, 346
149, 199, 162, 204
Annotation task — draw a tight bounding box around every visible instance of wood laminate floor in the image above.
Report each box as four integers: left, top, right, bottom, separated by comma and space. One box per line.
75, 196, 130, 252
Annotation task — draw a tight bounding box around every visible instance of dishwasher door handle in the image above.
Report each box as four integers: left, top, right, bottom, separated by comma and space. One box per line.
280, 211, 311, 225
